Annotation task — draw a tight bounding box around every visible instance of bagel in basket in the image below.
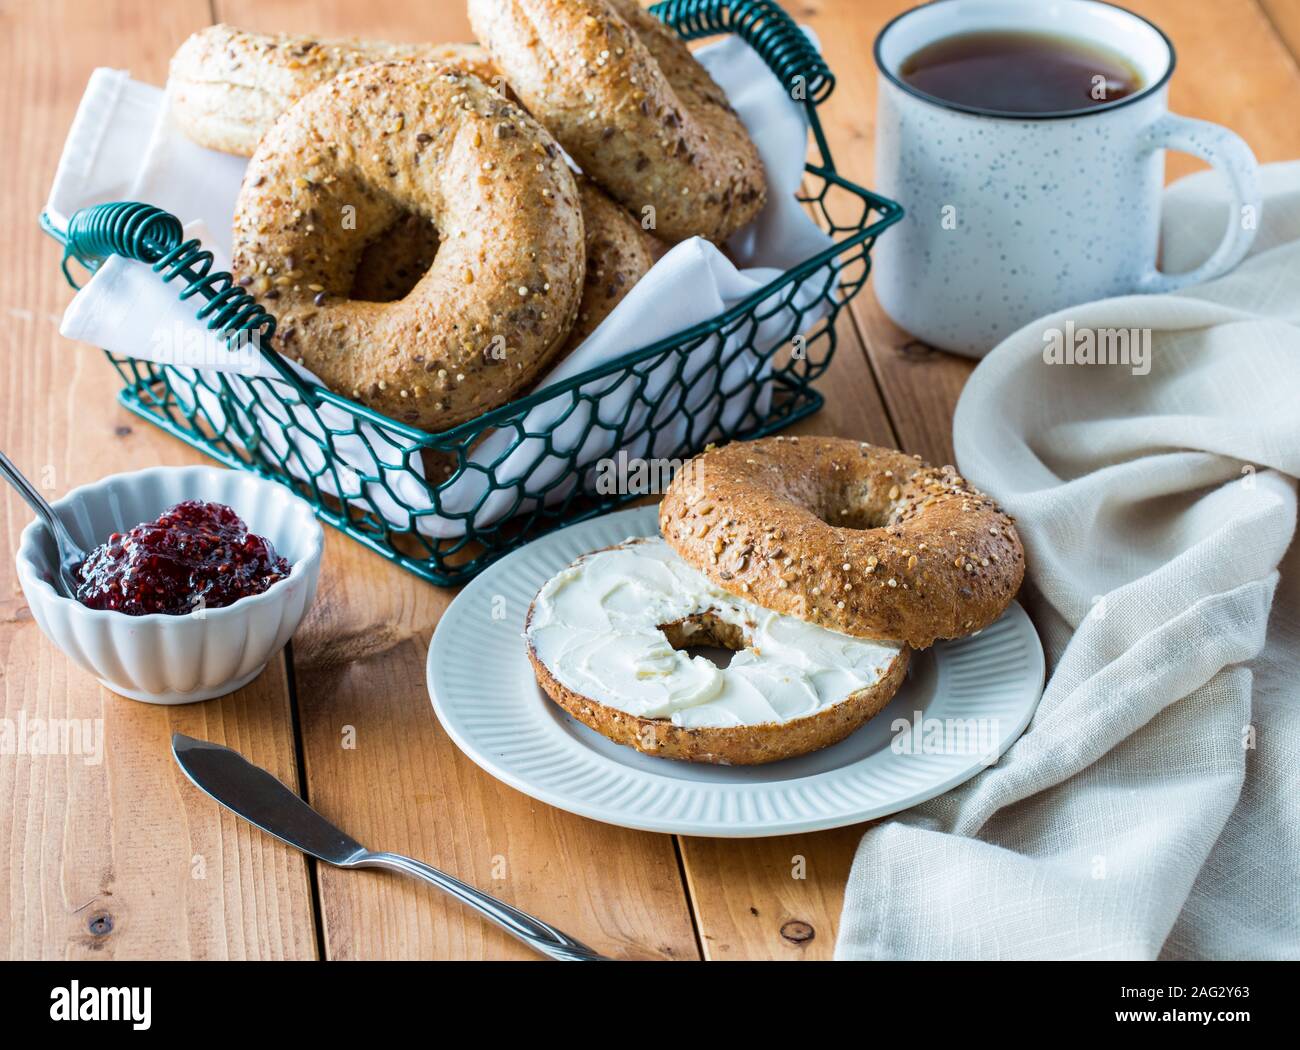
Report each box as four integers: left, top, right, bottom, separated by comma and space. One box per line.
231, 60, 585, 431
525, 537, 909, 765
569, 176, 657, 346
337, 174, 654, 349
469, 0, 767, 244
174, 24, 659, 425
659, 436, 1026, 649
169, 25, 503, 156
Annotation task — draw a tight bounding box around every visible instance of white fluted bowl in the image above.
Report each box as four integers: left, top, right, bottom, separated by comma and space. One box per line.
15, 465, 323, 704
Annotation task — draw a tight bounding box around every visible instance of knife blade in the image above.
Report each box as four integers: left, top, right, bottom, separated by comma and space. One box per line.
172, 733, 364, 865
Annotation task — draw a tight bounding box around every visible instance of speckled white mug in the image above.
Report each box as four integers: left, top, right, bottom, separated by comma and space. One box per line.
872, 0, 1261, 355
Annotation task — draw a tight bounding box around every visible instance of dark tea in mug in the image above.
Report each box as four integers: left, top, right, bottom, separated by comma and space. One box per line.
900, 30, 1144, 114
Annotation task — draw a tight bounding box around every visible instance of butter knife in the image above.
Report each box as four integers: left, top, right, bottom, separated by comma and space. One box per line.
171, 733, 608, 961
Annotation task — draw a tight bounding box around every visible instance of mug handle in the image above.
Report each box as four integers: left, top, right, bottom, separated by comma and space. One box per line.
1136, 113, 1261, 293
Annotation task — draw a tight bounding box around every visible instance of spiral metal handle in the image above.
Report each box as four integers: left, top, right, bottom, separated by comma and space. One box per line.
651, 0, 834, 104
63, 201, 277, 350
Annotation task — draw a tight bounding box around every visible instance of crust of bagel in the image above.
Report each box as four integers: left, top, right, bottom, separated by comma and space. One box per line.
169, 24, 502, 156
469, 0, 766, 244
659, 436, 1026, 649
231, 60, 585, 432
343, 178, 652, 340
525, 602, 910, 766
566, 178, 655, 348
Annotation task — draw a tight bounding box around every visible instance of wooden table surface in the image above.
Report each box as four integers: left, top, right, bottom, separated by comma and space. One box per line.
2, 0, 1298, 961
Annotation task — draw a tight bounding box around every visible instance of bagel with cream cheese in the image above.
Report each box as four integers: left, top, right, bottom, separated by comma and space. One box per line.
525, 538, 909, 765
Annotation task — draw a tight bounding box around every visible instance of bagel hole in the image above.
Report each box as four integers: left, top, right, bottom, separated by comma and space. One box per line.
818, 497, 887, 531
825, 507, 880, 530
659, 613, 747, 670
349, 212, 440, 303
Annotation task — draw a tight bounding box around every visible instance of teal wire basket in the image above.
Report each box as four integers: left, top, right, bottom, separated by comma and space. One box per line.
41, 0, 902, 586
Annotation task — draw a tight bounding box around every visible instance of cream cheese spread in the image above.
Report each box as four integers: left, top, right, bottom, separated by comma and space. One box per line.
526, 538, 904, 730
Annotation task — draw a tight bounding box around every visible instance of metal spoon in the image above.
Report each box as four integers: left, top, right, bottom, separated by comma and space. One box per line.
0, 449, 85, 599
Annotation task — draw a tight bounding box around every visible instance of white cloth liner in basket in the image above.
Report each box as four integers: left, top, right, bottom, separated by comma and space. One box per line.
49, 33, 837, 539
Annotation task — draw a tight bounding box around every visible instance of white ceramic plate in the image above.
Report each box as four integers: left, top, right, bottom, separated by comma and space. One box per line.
428, 506, 1045, 837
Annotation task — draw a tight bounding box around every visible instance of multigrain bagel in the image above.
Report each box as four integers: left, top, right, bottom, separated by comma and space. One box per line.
342, 176, 652, 351
169, 24, 504, 156
231, 60, 585, 431
525, 538, 910, 765
469, 0, 767, 244
659, 436, 1026, 648
569, 177, 656, 346
528, 627, 910, 765
171, 25, 653, 378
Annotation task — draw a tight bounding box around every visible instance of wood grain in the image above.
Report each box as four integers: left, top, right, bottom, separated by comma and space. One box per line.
677, 0, 1300, 960
0, 0, 317, 959
213, 0, 701, 961
1147, 0, 1300, 179
1260, 0, 1300, 67
5, 0, 1298, 961
681, 830, 867, 960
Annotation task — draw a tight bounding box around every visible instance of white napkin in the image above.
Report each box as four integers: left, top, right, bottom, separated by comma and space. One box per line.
50, 35, 834, 539
837, 161, 1300, 960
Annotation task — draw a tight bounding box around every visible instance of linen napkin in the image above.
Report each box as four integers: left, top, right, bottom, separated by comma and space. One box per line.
50, 34, 833, 538
837, 161, 1300, 960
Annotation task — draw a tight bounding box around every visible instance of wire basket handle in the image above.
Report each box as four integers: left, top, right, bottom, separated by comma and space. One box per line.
651, 0, 834, 105
60, 201, 313, 399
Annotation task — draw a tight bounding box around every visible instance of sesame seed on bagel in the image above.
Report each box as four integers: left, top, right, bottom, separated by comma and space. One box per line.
659, 436, 1026, 648
469, 0, 767, 245
231, 60, 585, 432
169, 24, 503, 158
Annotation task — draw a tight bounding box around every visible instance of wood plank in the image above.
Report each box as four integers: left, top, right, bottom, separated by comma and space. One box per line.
672, 304, 903, 960
0, 0, 317, 958
1259, 0, 1300, 67
1146, 0, 1300, 178
681, 830, 865, 959
213, 0, 701, 961
686, 0, 1300, 963
680, 0, 1300, 959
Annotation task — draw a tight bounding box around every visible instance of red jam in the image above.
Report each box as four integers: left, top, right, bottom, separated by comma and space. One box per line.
75, 500, 290, 616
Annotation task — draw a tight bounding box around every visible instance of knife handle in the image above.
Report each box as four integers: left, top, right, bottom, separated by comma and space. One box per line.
353, 851, 609, 961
